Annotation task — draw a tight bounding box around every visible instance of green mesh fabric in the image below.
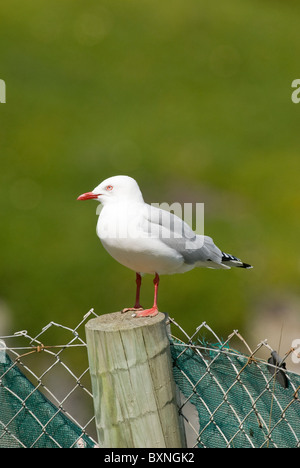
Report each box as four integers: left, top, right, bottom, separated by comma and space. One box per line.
0, 352, 96, 448
171, 341, 300, 448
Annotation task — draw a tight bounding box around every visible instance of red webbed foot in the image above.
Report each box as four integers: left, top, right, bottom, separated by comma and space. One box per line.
135, 306, 158, 318
121, 305, 143, 313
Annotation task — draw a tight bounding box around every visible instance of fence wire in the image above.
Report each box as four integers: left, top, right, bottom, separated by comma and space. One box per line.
0, 309, 99, 448
0, 311, 300, 448
168, 317, 300, 448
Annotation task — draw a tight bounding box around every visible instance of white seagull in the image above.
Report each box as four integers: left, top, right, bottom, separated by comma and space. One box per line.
77, 175, 252, 317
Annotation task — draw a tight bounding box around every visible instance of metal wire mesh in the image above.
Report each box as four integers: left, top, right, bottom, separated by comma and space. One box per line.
1, 311, 300, 448
168, 318, 300, 448
0, 309, 98, 448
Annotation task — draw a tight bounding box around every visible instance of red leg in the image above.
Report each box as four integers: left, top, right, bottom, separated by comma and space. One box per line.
122, 273, 143, 313
136, 273, 159, 317
134, 272, 142, 308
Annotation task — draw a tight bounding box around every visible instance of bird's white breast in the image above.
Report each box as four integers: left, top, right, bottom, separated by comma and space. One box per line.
96, 203, 184, 275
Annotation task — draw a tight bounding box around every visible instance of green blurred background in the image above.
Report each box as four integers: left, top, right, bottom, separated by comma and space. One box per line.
1, 0, 300, 350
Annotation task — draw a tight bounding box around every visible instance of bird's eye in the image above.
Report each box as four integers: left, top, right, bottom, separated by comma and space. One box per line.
106, 185, 113, 191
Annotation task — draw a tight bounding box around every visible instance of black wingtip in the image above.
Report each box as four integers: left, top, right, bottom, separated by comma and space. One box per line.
240, 263, 253, 269
221, 252, 253, 269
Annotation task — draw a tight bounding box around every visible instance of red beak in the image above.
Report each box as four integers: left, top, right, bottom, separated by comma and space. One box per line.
77, 192, 100, 201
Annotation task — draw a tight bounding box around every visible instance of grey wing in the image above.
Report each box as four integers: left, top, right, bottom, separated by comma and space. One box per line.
142, 204, 224, 267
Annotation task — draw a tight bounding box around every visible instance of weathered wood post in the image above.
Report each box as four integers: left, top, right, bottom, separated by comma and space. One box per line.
85, 311, 186, 448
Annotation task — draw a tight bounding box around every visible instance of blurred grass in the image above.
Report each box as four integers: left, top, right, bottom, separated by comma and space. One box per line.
0, 0, 300, 339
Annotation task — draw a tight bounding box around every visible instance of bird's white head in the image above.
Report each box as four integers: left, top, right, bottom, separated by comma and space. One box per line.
77, 175, 144, 205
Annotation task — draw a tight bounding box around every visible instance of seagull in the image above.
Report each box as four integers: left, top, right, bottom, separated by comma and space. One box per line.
77, 175, 252, 317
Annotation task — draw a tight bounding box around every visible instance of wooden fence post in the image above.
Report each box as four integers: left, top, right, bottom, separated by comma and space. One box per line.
85, 311, 186, 448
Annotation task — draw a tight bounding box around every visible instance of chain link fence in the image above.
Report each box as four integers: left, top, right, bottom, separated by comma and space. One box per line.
169, 318, 300, 448
0, 310, 98, 448
0, 311, 300, 448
